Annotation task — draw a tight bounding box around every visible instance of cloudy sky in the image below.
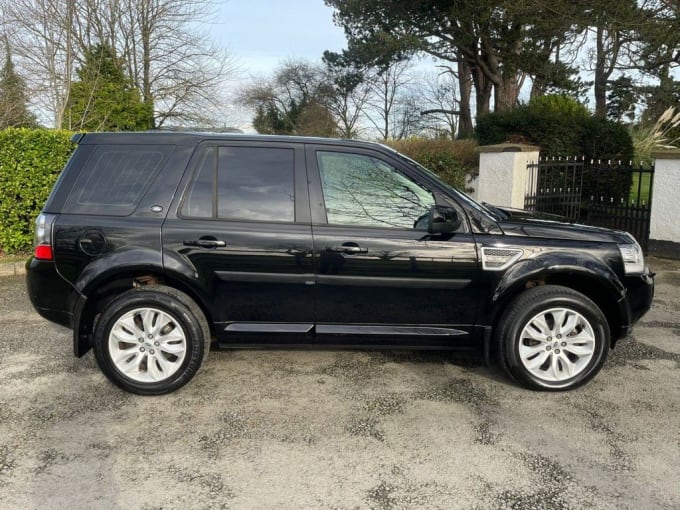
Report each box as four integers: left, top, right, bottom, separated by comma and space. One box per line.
206, 0, 349, 128
212, 1, 348, 75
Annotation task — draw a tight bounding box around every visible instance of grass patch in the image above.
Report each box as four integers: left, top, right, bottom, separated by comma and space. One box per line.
0, 252, 31, 264
629, 171, 652, 205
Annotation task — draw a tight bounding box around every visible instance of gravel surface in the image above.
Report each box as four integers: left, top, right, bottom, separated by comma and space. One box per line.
0, 258, 679, 509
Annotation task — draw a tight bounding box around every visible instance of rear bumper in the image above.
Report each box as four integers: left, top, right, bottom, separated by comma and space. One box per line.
25, 257, 79, 329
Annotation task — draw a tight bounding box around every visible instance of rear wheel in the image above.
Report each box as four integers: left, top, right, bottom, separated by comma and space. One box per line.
93, 285, 210, 395
497, 285, 610, 390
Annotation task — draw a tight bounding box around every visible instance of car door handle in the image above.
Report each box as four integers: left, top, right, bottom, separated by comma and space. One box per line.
183, 239, 227, 248
329, 243, 368, 254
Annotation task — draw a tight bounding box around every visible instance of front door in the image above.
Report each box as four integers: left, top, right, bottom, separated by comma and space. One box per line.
162, 141, 315, 344
306, 146, 480, 347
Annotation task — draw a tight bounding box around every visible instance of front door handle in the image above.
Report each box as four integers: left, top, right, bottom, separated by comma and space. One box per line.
329, 243, 368, 254
183, 238, 226, 248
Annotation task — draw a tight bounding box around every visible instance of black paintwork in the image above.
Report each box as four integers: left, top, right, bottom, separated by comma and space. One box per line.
25, 132, 654, 359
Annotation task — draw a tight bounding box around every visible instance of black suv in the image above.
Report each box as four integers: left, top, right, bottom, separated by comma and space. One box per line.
27, 133, 654, 394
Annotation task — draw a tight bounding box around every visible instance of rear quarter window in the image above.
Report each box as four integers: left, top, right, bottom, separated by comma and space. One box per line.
63, 145, 172, 216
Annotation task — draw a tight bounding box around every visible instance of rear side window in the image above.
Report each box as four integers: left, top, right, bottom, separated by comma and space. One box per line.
181, 146, 295, 222
64, 145, 171, 216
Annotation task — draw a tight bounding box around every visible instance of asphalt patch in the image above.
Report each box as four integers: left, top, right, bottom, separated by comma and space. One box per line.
607, 336, 680, 368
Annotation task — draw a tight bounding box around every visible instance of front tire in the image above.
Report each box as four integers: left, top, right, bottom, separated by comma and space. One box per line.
93, 285, 210, 395
497, 285, 610, 391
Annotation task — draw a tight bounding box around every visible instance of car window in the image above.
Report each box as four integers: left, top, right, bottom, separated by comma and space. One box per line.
317, 151, 434, 229
181, 146, 295, 222
182, 147, 215, 218
64, 145, 171, 216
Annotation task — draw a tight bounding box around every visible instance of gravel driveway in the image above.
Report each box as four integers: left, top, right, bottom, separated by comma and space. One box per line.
1, 258, 679, 509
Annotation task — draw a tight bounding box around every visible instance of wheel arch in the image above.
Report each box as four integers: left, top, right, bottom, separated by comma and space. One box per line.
489, 256, 628, 353
73, 267, 214, 357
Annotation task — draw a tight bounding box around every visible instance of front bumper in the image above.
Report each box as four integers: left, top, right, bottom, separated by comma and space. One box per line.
618, 267, 655, 339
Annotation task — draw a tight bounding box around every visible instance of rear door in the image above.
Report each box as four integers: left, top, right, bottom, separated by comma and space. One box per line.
162, 141, 315, 344
306, 145, 480, 348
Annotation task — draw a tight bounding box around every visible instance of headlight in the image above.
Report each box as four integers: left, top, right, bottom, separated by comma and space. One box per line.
618, 237, 644, 275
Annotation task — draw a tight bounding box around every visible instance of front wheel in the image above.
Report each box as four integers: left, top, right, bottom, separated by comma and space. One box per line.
497, 285, 610, 391
93, 285, 210, 395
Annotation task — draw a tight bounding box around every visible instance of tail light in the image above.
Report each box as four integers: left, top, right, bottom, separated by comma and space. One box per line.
34, 213, 57, 260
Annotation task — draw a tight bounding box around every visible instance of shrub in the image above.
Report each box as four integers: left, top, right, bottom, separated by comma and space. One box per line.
0, 128, 75, 254
384, 138, 478, 190
579, 116, 634, 163
475, 94, 633, 161
529, 94, 590, 118
476, 95, 587, 157
630, 107, 680, 168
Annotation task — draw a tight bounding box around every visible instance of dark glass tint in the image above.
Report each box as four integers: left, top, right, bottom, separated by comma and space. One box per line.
181, 147, 216, 218
217, 147, 295, 222
64, 145, 170, 216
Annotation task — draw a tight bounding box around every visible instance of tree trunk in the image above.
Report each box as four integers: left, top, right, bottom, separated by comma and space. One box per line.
457, 59, 473, 138
495, 73, 521, 112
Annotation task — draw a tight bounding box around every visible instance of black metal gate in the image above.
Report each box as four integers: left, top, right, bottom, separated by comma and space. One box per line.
524, 158, 654, 251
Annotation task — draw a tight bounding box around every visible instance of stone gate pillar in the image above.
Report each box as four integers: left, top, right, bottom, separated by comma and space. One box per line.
649, 150, 680, 258
476, 144, 540, 209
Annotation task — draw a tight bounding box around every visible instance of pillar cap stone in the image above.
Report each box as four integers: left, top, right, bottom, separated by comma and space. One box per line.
653, 150, 680, 160
475, 143, 540, 154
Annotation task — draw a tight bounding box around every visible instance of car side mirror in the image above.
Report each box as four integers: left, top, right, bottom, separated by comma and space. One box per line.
428, 205, 461, 234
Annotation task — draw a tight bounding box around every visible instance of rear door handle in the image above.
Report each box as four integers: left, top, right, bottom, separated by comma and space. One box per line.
183, 239, 226, 248
329, 243, 367, 254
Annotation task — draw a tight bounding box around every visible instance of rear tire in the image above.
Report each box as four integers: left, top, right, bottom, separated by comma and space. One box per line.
496, 285, 609, 391
93, 285, 210, 395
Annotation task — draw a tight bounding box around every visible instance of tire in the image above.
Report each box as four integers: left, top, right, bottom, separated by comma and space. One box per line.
496, 285, 610, 391
93, 285, 210, 395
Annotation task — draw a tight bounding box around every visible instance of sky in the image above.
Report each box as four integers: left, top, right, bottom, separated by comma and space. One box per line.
210, 1, 349, 77
205, 0, 350, 129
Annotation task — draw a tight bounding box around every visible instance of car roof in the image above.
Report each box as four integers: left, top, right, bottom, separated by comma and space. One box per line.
75, 131, 389, 152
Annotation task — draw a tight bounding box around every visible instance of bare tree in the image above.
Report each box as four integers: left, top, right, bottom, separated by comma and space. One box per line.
1, 0, 235, 128
119, 0, 236, 127
322, 51, 372, 139
364, 59, 413, 140
417, 69, 461, 139
1, 0, 75, 127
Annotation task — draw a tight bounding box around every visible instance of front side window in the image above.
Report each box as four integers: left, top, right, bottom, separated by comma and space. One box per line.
182, 146, 295, 222
317, 151, 435, 229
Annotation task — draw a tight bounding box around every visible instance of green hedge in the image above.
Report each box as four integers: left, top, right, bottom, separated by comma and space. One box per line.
0, 129, 75, 254
384, 138, 478, 190
475, 95, 634, 161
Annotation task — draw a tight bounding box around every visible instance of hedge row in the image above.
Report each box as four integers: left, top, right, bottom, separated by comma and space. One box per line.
384, 138, 478, 190
0, 129, 75, 254
475, 95, 634, 161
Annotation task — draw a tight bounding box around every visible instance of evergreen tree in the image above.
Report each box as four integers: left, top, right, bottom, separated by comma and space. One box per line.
0, 37, 36, 128
68, 44, 152, 131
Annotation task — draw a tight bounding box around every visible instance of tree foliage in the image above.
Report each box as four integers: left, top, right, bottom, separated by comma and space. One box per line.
476, 94, 633, 161
241, 61, 338, 137
325, 0, 583, 130
0, 38, 36, 128
67, 44, 152, 131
